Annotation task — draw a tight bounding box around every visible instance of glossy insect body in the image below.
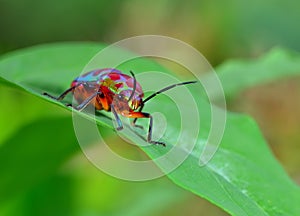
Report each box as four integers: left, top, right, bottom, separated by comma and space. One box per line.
43, 68, 197, 146
71, 68, 143, 112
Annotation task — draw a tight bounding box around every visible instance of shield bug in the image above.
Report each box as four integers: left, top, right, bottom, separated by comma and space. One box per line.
43, 68, 197, 146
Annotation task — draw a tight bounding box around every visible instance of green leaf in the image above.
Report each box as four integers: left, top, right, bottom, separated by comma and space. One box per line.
216, 47, 300, 99
0, 43, 299, 215
0, 117, 79, 203
0, 85, 68, 145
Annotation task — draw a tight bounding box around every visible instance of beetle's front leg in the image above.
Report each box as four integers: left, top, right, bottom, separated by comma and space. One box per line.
131, 104, 144, 129
124, 111, 166, 147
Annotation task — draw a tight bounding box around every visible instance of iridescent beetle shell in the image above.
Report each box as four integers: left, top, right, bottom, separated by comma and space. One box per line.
71, 68, 143, 111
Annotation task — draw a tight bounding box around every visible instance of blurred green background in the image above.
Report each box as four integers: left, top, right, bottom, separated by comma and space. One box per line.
1, 1, 300, 215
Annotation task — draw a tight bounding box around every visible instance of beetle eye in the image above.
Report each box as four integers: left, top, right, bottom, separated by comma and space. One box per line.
118, 94, 123, 99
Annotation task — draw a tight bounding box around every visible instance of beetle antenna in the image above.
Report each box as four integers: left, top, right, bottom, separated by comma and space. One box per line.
142, 81, 198, 104
128, 70, 137, 102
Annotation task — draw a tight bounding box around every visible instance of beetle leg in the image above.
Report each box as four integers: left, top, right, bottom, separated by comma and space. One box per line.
111, 104, 123, 130
131, 103, 144, 129
146, 114, 165, 146
67, 91, 100, 111
131, 121, 144, 129
125, 111, 165, 146
43, 83, 82, 101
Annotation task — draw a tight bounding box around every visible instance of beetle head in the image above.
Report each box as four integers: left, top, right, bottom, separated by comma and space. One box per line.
112, 91, 142, 116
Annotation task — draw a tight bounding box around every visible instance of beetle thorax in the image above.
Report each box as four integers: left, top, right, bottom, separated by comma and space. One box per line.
112, 90, 142, 114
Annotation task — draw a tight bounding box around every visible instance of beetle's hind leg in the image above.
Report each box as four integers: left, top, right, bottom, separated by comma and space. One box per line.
43, 92, 60, 100
43, 83, 82, 101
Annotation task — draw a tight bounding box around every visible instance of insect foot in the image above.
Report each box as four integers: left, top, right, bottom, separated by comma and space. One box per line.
150, 141, 166, 147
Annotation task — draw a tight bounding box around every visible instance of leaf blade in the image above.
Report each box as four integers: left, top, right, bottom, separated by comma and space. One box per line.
0, 43, 299, 215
